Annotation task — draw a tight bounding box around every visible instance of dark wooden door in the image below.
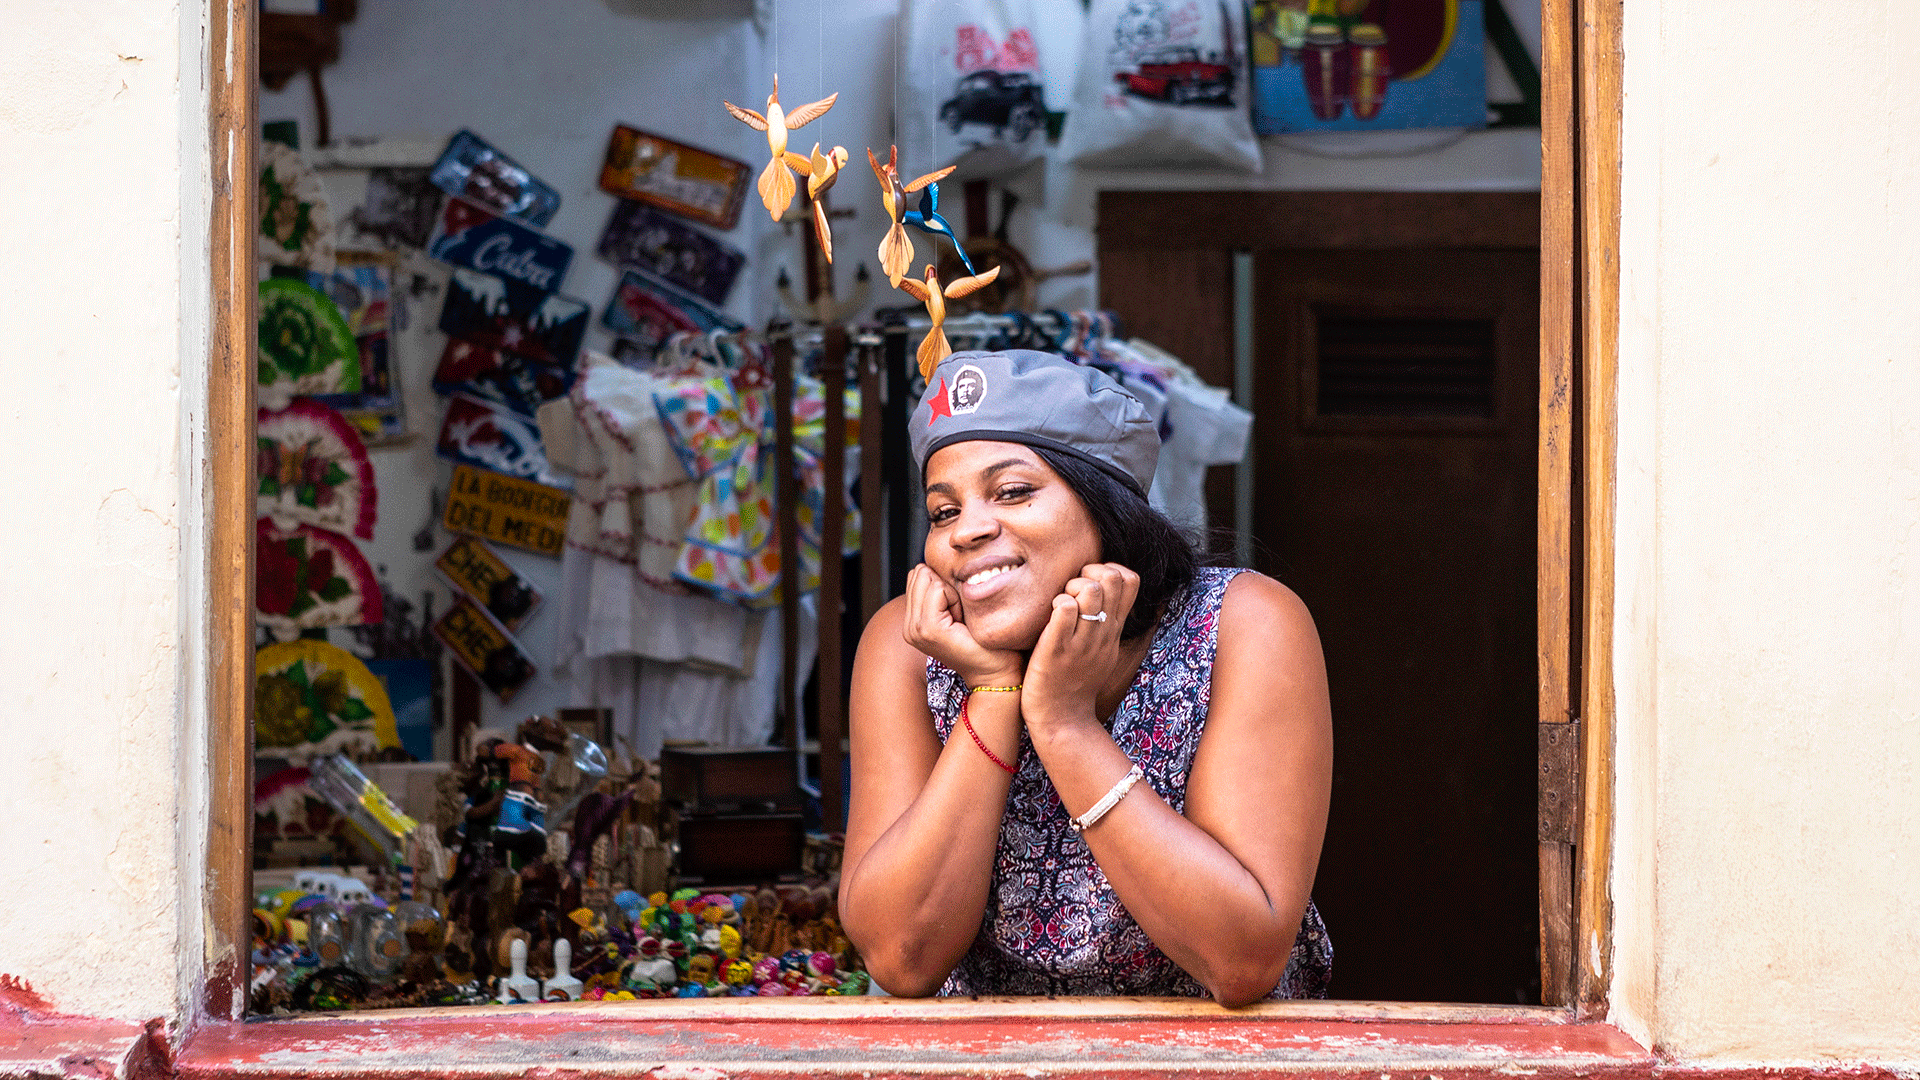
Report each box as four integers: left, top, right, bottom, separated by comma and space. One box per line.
1252, 248, 1540, 1002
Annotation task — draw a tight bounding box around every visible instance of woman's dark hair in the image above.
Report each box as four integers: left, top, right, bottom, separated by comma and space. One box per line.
1032, 446, 1198, 641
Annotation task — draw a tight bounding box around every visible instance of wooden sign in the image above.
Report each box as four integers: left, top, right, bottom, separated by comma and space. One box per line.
442, 464, 570, 557
431, 596, 535, 704
434, 535, 542, 631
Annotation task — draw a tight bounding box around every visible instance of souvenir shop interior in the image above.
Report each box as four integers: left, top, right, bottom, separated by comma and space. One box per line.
246, 0, 1544, 1012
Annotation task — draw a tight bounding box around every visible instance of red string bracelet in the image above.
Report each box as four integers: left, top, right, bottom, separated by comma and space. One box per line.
960, 695, 1018, 775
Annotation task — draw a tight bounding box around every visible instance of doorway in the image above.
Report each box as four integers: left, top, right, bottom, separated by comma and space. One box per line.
1100, 191, 1542, 1002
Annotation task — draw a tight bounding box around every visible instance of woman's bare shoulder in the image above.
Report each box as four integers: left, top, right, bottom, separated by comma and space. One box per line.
1211, 569, 1327, 721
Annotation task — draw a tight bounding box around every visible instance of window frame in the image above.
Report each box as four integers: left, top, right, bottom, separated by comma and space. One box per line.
191, 0, 1624, 1064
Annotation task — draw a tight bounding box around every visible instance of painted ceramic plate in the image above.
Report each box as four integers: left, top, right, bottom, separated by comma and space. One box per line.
258, 140, 336, 274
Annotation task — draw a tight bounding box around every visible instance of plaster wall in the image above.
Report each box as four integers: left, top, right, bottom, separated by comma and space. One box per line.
1612, 0, 1920, 1063
0, 0, 206, 1022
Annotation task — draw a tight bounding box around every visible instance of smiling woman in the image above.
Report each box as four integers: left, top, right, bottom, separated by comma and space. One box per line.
839, 350, 1335, 1004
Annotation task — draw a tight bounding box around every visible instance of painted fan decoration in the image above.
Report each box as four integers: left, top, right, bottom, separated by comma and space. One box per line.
257, 399, 378, 539
254, 639, 400, 760
258, 140, 336, 275
258, 276, 363, 406
255, 518, 385, 635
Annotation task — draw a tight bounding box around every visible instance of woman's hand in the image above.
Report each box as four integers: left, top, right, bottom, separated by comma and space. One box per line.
1023, 562, 1142, 727
901, 564, 1024, 686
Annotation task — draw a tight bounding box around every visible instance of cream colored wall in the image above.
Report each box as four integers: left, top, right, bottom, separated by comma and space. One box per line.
1612, 0, 1920, 1064
0, 0, 207, 1022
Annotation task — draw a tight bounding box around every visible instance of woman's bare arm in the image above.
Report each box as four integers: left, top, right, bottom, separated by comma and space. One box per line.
837, 589, 1026, 996
1023, 570, 1333, 1005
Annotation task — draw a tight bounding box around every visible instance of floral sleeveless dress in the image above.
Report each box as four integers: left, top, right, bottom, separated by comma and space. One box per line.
927, 566, 1333, 999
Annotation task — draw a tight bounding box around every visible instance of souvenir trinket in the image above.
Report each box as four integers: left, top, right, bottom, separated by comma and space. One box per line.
435, 536, 542, 632
723, 76, 840, 221
431, 338, 573, 418
258, 276, 361, 406
254, 639, 400, 758
600, 125, 753, 230
431, 596, 536, 704
903, 177, 977, 276
429, 130, 561, 228
254, 519, 385, 635
441, 463, 571, 559
436, 393, 570, 489
259, 140, 335, 274
788, 142, 851, 263
256, 399, 378, 539
895, 262, 1003, 376
497, 936, 541, 1003
597, 199, 747, 305
439, 267, 589, 368
867, 145, 956, 288
543, 938, 583, 1001
427, 197, 573, 294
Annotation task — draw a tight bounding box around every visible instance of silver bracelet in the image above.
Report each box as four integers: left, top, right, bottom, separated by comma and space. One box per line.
1069, 764, 1146, 834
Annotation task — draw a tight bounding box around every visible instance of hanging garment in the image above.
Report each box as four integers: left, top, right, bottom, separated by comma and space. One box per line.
543, 353, 753, 676
572, 593, 816, 759
655, 367, 860, 606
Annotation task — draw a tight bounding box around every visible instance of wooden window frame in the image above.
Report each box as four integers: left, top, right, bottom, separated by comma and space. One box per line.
187, 0, 1622, 1069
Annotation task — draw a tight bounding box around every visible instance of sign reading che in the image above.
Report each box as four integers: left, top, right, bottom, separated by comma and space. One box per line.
442, 464, 570, 557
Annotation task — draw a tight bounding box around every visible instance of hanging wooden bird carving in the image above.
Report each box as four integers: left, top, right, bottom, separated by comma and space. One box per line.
786, 142, 850, 263
867, 145, 954, 288
896, 263, 1002, 378
904, 181, 977, 277
723, 75, 839, 221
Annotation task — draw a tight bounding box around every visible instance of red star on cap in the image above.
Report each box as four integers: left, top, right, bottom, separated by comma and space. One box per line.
927, 377, 952, 425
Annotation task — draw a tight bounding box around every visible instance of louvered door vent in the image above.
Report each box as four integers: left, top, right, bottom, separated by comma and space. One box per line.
1316, 313, 1497, 419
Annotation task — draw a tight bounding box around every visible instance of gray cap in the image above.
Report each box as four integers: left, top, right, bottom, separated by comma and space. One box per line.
909, 350, 1160, 497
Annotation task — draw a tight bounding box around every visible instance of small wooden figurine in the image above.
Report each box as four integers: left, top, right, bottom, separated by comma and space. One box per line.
867, 145, 955, 288
896, 263, 1003, 378
787, 143, 850, 263
904, 180, 977, 276
723, 76, 839, 221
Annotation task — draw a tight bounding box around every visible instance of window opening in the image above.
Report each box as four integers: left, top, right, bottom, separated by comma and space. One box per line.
208, 0, 1616, 1031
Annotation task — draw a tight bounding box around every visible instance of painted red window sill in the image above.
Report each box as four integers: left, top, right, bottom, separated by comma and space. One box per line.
167, 999, 1658, 1079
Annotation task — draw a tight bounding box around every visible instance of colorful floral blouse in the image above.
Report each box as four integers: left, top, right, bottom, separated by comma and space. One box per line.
927, 566, 1334, 999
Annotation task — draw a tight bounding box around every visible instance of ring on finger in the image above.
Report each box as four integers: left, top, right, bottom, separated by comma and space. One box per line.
1079, 610, 1108, 623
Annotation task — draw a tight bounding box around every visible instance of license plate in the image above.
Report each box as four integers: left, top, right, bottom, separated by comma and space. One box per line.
438, 267, 588, 368
435, 393, 570, 490
427, 196, 573, 294
429, 129, 562, 228
440, 463, 571, 560
597, 198, 747, 305
599, 124, 752, 230
434, 535, 544, 632
432, 596, 536, 703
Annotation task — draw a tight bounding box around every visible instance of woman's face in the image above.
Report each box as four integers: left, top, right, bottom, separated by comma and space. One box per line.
923, 440, 1102, 651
